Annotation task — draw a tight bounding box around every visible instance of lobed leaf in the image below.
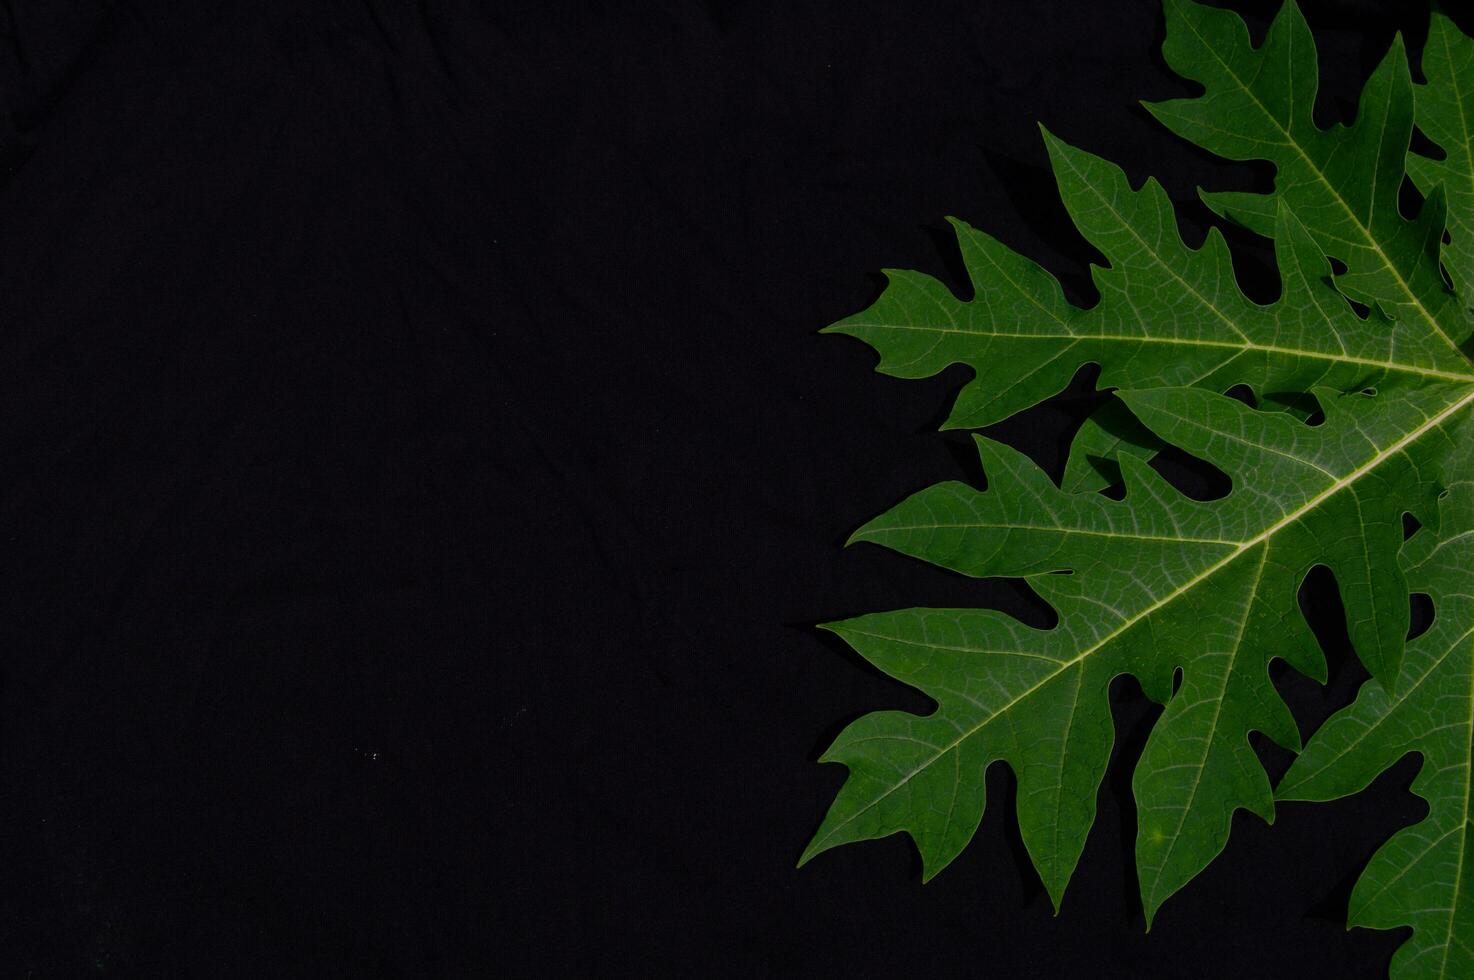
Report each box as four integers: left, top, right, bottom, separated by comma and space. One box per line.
1409, 12, 1474, 299
1279, 435, 1474, 980
1145, 0, 1466, 356
808, 1, 1474, 969
804, 380, 1469, 920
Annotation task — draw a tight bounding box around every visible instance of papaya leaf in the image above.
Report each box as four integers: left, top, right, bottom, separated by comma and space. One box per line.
1144, 0, 1466, 355
1409, 11, 1474, 299
826, 136, 1470, 436
1279, 441, 1474, 980
804, 0, 1474, 963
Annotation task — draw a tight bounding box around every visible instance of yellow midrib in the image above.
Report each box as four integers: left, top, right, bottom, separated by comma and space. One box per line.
843, 318, 1474, 384
860, 520, 1242, 547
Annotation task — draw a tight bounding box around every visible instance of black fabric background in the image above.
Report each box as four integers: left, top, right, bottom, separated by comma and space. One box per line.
0, 0, 1463, 975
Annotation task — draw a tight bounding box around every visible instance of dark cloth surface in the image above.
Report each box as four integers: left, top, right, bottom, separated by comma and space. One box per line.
0, 1, 1448, 975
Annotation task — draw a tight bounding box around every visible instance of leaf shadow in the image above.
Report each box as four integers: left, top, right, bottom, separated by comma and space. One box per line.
798, 624, 934, 762
1269, 564, 1371, 749
985, 760, 1049, 910
920, 222, 977, 302
1302, 751, 1427, 927
978, 363, 1111, 485
1105, 673, 1164, 928
978, 146, 1102, 308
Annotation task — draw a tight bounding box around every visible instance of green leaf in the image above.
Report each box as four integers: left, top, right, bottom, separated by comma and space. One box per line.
1059, 398, 1161, 495
1409, 12, 1474, 298
826, 135, 1470, 435
1278, 437, 1474, 980
1144, 0, 1466, 356
805, 0, 1474, 956
804, 380, 1469, 921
